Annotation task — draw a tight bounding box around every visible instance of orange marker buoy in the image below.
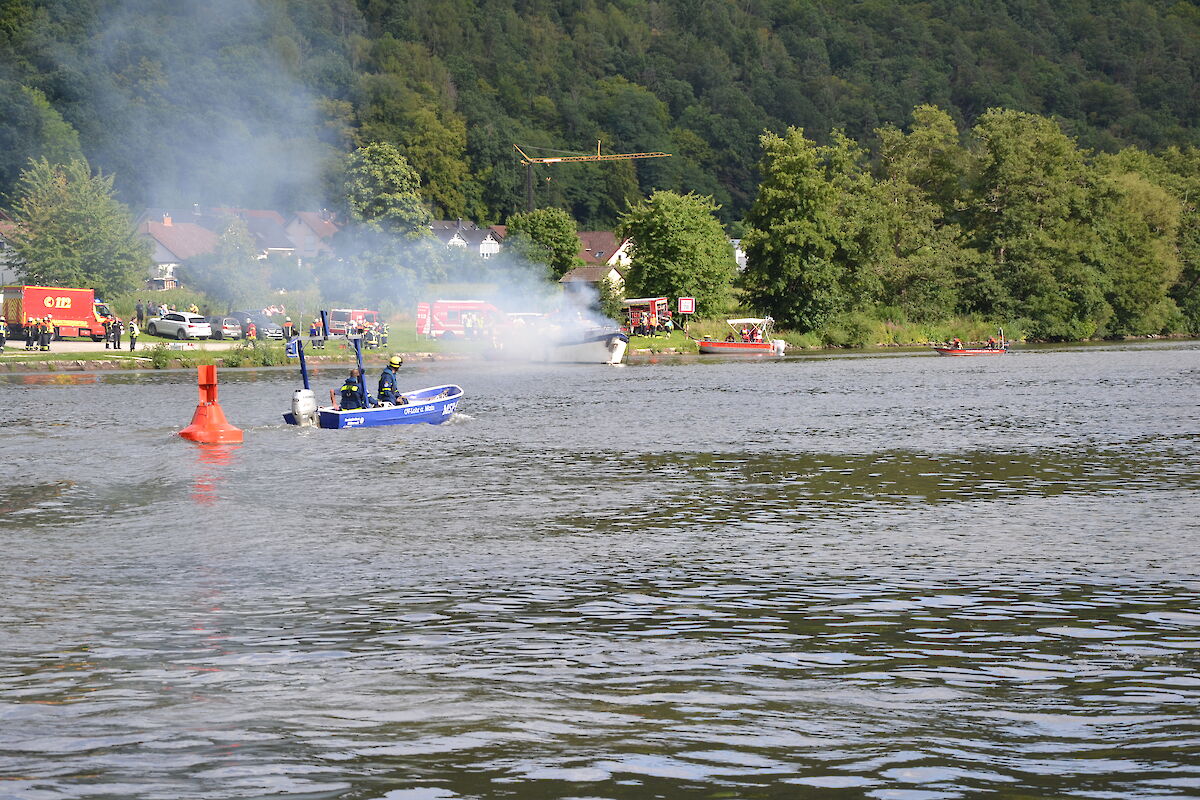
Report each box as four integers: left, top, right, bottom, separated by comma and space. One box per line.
179, 365, 243, 443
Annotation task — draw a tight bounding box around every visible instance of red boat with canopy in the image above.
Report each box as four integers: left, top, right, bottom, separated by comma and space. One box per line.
697, 318, 786, 355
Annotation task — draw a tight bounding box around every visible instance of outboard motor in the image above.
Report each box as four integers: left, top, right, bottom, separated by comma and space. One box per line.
290, 388, 318, 427
772, 339, 787, 355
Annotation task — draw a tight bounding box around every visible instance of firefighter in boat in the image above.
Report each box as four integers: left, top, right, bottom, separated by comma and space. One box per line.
339, 369, 366, 410
377, 354, 407, 406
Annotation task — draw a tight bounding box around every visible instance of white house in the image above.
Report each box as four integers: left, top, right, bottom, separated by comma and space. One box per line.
430, 220, 504, 258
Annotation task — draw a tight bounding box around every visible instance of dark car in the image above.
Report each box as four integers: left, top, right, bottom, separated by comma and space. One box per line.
207, 316, 243, 340
229, 310, 284, 340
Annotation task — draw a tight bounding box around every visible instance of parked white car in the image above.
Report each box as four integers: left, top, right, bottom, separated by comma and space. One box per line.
146, 312, 212, 340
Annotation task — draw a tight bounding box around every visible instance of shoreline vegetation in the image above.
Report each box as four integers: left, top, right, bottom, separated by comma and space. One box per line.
2, 328, 1191, 374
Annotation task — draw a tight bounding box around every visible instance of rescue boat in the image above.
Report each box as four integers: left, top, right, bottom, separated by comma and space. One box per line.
697, 317, 786, 355
281, 311, 464, 429
932, 345, 1008, 356
933, 330, 1010, 356
287, 384, 463, 429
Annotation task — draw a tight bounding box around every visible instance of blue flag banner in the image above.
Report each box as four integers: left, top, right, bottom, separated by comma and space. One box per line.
285, 337, 300, 359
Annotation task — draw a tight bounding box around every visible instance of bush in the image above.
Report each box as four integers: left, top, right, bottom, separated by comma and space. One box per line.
148, 342, 172, 369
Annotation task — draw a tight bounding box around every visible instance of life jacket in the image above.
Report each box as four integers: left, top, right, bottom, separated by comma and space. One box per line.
340, 379, 363, 409
378, 367, 398, 400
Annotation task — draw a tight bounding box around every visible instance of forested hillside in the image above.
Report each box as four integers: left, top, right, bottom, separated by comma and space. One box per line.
2, 0, 1199, 227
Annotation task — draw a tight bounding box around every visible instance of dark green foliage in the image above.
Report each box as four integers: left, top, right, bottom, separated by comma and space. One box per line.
741, 128, 842, 331
745, 106, 1195, 341
344, 142, 430, 235
506, 207, 582, 279
3, 0, 1200, 228
619, 190, 736, 315
175, 218, 269, 310
7, 157, 149, 297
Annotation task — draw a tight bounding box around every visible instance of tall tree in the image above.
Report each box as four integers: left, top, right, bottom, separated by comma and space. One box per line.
7, 158, 149, 297
618, 190, 735, 315
965, 109, 1109, 339
505, 207, 582, 278
343, 142, 430, 236
741, 128, 841, 331
175, 219, 270, 310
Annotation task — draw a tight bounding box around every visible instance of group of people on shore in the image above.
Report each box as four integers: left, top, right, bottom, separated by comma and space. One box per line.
8, 315, 55, 351
102, 317, 139, 351
133, 299, 205, 324
630, 311, 674, 337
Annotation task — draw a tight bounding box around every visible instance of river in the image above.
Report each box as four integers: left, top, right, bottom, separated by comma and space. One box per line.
2, 341, 1198, 799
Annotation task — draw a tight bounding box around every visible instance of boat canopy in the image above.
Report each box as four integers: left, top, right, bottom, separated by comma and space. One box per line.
726, 317, 772, 326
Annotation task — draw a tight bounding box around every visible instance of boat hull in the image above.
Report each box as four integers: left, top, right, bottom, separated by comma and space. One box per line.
488, 329, 628, 364
552, 331, 629, 364
284, 384, 462, 428
698, 339, 783, 355
933, 347, 1008, 356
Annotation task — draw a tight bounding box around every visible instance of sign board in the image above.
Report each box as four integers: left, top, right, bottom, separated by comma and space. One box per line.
677, 297, 696, 314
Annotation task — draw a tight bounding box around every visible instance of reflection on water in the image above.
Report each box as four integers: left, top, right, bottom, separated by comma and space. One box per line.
1, 342, 1198, 799
190, 444, 240, 506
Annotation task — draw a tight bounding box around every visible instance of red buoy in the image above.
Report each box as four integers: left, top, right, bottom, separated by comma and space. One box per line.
179, 365, 243, 443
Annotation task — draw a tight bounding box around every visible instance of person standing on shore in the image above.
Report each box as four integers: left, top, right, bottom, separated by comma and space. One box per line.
135, 300, 145, 326
39, 316, 53, 351
128, 317, 138, 351
111, 317, 123, 350
0, 315, 7, 351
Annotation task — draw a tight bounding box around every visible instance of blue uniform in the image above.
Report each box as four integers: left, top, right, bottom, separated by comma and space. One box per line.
339, 375, 365, 410
378, 366, 400, 405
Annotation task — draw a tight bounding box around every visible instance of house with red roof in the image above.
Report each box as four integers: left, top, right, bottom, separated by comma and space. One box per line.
559, 231, 631, 291
136, 214, 220, 289
286, 211, 341, 259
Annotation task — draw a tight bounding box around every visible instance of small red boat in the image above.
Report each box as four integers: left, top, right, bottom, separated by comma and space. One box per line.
698, 317, 786, 355
933, 346, 1008, 356
934, 331, 1009, 356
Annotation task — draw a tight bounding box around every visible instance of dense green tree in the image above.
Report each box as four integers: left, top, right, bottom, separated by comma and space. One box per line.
505, 207, 581, 279
595, 272, 625, 321
343, 142, 429, 235
741, 128, 841, 331
876, 105, 967, 217
0, 82, 84, 192
7, 158, 149, 297
618, 190, 735, 315
965, 109, 1109, 339
176, 219, 270, 310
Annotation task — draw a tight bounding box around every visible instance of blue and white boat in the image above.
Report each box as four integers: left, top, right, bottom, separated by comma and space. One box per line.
282, 313, 464, 429
309, 384, 462, 429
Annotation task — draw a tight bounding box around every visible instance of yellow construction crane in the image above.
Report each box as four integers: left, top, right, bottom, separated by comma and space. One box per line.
514, 141, 671, 212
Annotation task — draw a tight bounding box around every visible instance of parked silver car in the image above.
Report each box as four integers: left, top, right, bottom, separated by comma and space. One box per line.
207, 316, 243, 339
147, 312, 212, 340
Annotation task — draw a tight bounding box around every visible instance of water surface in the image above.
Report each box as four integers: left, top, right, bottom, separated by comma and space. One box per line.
2, 341, 1198, 799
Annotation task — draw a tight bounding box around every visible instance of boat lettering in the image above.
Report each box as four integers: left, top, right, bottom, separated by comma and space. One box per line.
345, 416, 365, 427
403, 403, 435, 415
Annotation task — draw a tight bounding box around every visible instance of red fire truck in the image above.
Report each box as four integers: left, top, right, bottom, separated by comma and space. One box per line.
327, 308, 381, 336
2, 285, 115, 341
415, 300, 501, 338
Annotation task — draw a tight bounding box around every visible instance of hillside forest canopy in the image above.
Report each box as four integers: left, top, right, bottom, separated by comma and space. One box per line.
2, 0, 1200, 338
